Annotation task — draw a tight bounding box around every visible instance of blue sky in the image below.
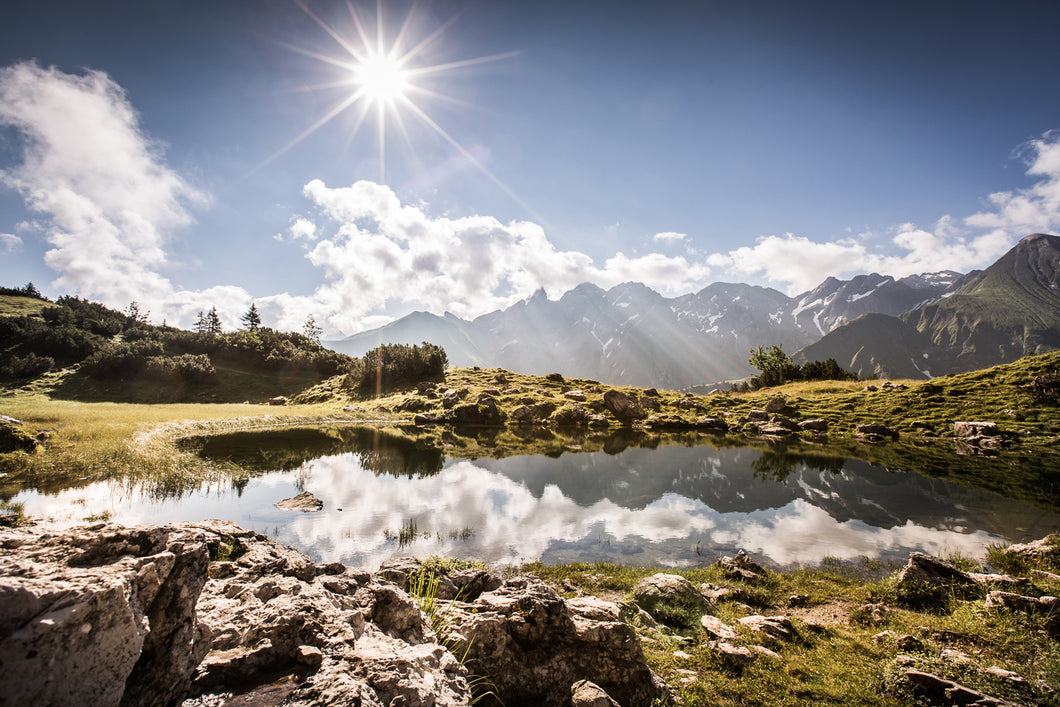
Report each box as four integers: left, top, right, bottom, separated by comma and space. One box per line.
2, 0, 1060, 335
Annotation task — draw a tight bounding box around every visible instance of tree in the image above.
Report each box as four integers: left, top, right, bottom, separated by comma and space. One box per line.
747, 344, 800, 388
194, 310, 208, 333
205, 306, 223, 335
302, 314, 322, 344
241, 302, 262, 331
125, 301, 149, 323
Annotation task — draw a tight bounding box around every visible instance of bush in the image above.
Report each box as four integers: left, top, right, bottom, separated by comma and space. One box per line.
346, 342, 448, 394
143, 354, 217, 383
0, 352, 54, 379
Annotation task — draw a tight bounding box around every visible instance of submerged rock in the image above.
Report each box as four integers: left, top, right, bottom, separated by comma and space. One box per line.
275, 491, 324, 512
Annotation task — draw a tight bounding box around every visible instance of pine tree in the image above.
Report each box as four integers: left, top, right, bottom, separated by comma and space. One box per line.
206, 306, 223, 334
194, 310, 208, 333
302, 314, 322, 344
241, 302, 262, 331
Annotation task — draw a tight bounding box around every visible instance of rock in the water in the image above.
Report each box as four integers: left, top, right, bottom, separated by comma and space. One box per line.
954, 420, 1001, 437
856, 423, 898, 440
275, 491, 324, 512
268, 396, 287, 406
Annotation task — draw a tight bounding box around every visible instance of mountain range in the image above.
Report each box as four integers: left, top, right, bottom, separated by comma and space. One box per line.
326, 233, 1060, 387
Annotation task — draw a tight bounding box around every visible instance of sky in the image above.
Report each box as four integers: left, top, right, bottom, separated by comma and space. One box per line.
2, 0, 1060, 336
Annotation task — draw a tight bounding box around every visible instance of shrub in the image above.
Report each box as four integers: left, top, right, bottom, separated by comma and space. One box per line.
346, 342, 448, 394
0, 352, 54, 379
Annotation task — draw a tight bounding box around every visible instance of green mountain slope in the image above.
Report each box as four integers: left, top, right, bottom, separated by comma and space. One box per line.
795, 233, 1060, 378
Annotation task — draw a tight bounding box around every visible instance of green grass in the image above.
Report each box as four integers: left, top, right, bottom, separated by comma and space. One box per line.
517, 550, 1060, 706
0, 295, 50, 318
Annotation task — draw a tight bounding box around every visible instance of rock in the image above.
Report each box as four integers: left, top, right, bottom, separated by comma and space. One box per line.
700, 614, 737, 641
985, 666, 1027, 684
711, 641, 755, 666
768, 415, 801, 431
694, 416, 728, 431
413, 412, 442, 425
750, 645, 781, 659
799, 418, 829, 432
856, 423, 898, 440
872, 630, 896, 643
718, 550, 769, 583
897, 552, 1028, 591
602, 389, 647, 423
699, 583, 754, 604
745, 409, 769, 421
633, 573, 712, 619
570, 679, 620, 707
896, 634, 924, 651
445, 576, 667, 706
738, 615, 794, 642
1000, 534, 1060, 567
0, 418, 41, 453
901, 668, 1020, 707
0, 523, 210, 706
552, 403, 592, 427
450, 397, 506, 425
954, 420, 1001, 437
764, 396, 787, 413
854, 602, 890, 625
268, 396, 287, 406
342, 405, 364, 413
564, 390, 587, 401
640, 397, 661, 412
275, 491, 324, 512
985, 590, 1060, 628
788, 594, 810, 607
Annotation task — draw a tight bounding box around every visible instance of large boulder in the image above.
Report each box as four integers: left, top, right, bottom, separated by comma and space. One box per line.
0, 523, 210, 707
602, 390, 647, 424
445, 576, 667, 706
633, 573, 713, 620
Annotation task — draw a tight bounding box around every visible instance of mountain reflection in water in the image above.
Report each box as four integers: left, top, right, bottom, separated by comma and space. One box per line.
16, 426, 1060, 569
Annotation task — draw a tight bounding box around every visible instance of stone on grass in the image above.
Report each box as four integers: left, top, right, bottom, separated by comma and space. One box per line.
571, 679, 620, 707
633, 573, 712, 617
700, 614, 737, 641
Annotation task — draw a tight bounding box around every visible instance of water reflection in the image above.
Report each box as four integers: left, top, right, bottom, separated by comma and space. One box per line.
14, 426, 1060, 570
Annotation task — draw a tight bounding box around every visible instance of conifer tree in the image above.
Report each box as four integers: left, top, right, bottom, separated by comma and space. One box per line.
241, 302, 262, 331
194, 310, 208, 333
206, 306, 223, 334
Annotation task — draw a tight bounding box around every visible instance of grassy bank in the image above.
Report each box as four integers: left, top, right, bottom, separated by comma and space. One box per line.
516, 548, 1060, 705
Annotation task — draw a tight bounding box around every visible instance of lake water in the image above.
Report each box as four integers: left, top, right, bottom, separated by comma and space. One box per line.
11, 426, 1060, 570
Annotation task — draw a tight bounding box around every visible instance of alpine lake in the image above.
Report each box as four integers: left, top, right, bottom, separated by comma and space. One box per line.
11, 424, 1060, 571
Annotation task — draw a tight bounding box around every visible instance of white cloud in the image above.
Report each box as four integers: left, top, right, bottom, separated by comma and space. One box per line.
299, 179, 712, 332
714, 131, 1060, 294
0, 232, 21, 251
653, 231, 687, 242
274, 216, 318, 242
0, 61, 207, 308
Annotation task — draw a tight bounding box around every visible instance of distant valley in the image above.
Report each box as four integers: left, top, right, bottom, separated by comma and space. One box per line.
326, 233, 1060, 388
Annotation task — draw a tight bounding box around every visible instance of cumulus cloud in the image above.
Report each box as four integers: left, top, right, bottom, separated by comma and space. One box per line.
652, 231, 687, 242
0, 233, 21, 251
715, 131, 1060, 294
274, 216, 318, 242
298, 179, 711, 332
0, 61, 207, 308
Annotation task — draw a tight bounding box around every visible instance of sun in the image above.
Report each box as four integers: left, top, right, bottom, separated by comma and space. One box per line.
354, 51, 409, 105
271, 0, 523, 200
